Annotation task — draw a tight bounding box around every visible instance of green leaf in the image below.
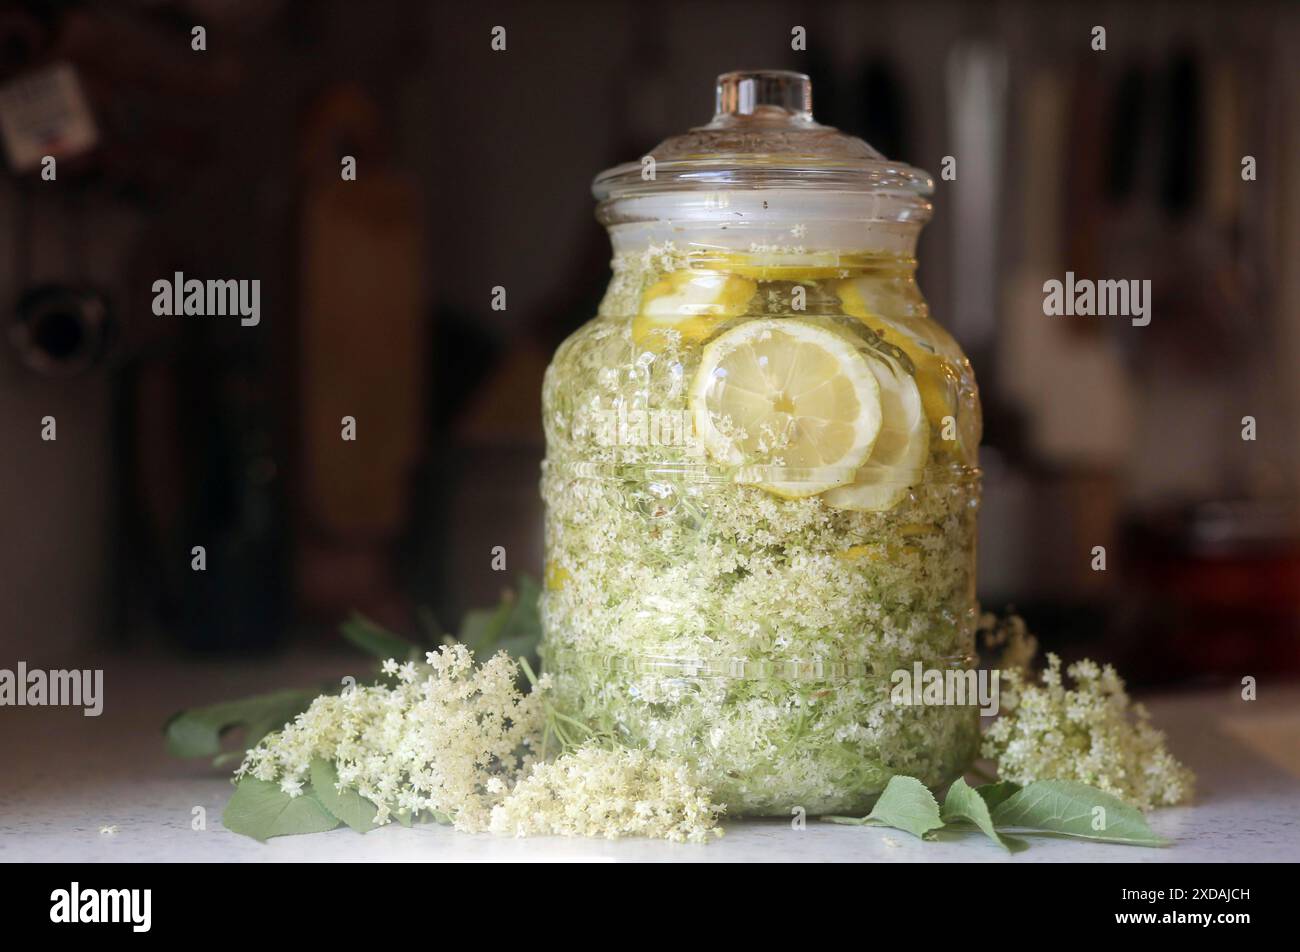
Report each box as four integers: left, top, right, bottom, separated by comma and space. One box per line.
457, 589, 513, 653
164, 689, 318, 763
339, 613, 422, 662
310, 758, 379, 833
416, 606, 445, 643
991, 780, 1168, 847
458, 576, 542, 662
222, 777, 341, 841
974, 780, 1022, 812
825, 775, 944, 840
867, 776, 945, 839
942, 778, 1027, 852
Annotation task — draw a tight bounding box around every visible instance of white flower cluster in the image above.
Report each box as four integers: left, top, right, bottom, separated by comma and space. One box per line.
982, 652, 1195, 811
237, 645, 725, 842
238, 645, 545, 831
490, 745, 724, 843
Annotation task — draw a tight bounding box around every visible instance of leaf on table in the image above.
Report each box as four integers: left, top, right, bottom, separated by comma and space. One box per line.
310, 758, 379, 834
222, 777, 341, 841
339, 613, 422, 662
825, 775, 944, 840
164, 689, 318, 764
942, 778, 1028, 852
990, 780, 1168, 847
974, 780, 1022, 812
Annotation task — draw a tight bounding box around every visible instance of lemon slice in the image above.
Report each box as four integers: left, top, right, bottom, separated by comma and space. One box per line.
689, 319, 882, 497
834, 277, 958, 433
632, 270, 757, 348
822, 347, 929, 511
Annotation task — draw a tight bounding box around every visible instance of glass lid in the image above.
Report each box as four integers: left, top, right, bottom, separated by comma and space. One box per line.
593, 70, 933, 201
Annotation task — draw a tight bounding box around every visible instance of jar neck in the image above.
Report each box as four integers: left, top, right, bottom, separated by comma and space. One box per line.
602, 188, 928, 260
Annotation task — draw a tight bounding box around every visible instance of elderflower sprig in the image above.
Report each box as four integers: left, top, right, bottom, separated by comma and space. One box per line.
237, 645, 545, 831
490, 744, 724, 843
231, 645, 726, 844
982, 652, 1194, 811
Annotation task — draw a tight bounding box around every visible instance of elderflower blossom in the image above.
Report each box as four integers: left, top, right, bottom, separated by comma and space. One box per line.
978, 611, 1038, 676
236, 645, 725, 843
490, 745, 724, 843
982, 653, 1195, 810
237, 645, 546, 831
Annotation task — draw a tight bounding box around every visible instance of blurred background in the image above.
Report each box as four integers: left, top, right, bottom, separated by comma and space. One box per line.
1, 0, 1297, 688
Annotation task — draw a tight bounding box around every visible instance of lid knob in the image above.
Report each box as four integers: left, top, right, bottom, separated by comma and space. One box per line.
713, 70, 812, 122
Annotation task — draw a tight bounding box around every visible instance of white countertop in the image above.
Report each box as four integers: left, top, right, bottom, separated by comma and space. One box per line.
2, 655, 1298, 862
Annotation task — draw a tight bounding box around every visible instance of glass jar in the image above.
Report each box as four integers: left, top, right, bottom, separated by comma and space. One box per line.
539, 71, 982, 816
